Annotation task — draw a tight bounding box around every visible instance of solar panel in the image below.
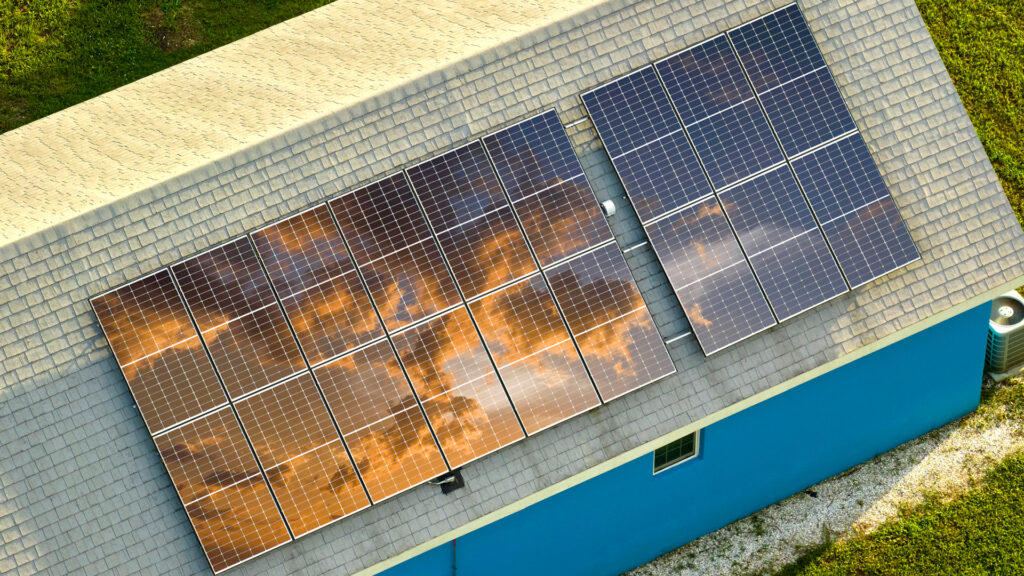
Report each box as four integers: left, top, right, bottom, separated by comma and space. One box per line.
580, 67, 712, 223
468, 274, 599, 434
730, 4, 918, 285
251, 205, 386, 365
312, 339, 449, 502
327, 173, 462, 332
392, 306, 525, 468
655, 35, 785, 189
152, 406, 291, 573
583, 61, 780, 353
482, 110, 614, 267
729, 5, 856, 156
91, 269, 227, 435
483, 110, 675, 396
718, 166, 847, 320
544, 242, 675, 399
232, 373, 370, 536
171, 237, 307, 399
645, 197, 777, 354
406, 142, 539, 298
792, 134, 920, 287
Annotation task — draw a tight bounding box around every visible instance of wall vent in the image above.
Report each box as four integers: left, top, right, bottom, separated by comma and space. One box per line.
986, 290, 1024, 380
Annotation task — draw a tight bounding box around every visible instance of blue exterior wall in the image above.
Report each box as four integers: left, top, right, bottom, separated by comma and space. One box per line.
381, 302, 991, 576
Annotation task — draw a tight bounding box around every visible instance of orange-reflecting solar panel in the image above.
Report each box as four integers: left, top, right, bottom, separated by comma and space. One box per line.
392, 306, 524, 467
545, 243, 675, 400
313, 339, 448, 502
407, 142, 538, 298
91, 269, 227, 434
251, 205, 385, 365
468, 274, 599, 434
153, 407, 291, 573
233, 373, 370, 536
171, 237, 306, 398
328, 174, 461, 332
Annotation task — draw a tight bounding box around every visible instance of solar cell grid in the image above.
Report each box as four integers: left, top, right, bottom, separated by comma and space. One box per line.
328, 174, 461, 331
233, 373, 369, 536
482, 110, 583, 202
483, 110, 613, 267
392, 306, 525, 468
684, 100, 785, 189
758, 67, 856, 156
728, 4, 826, 93
468, 273, 599, 434
185, 475, 291, 573
91, 269, 226, 434
171, 237, 306, 399
718, 166, 848, 321
312, 339, 448, 502
581, 67, 712, 223
730, 4, 855, 158
407, 142, 538, 298
580, 67, 680, 157
655, 39, 785, 189
792, 133, 919, 287
644, 197, 777, 353
251, 205, 385, 365
655, 35, 754, 126
545, 243, 675, 399
152, 406, 291, 573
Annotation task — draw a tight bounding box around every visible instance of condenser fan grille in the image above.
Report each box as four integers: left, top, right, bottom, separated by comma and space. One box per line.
991, 296, 1024, 326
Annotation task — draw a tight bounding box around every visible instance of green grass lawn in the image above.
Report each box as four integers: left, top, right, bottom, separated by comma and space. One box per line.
0, 0, 334, 133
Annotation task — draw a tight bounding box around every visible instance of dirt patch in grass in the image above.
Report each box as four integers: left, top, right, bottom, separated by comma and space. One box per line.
143, 0, 199, 52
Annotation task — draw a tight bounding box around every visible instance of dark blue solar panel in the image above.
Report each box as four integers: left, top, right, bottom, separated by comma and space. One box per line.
483, 110, 583, 202
582, 67, 712, 223
747, 232, 847, 320
819, 198, 919, 288
793, 134, 919, 287
613, 131, 712, 223
718, 166, 818, 254
790, 133, 890, 221
728, 4, 826, 93
581, 67, 680, 158
655, 35, 785, 189
759, 65, 856, 156
718, 166, 846, 320
684, 98, 785, 189
644, 196, 776, 353
678, 260, 777, 355
655, 35, 753, 126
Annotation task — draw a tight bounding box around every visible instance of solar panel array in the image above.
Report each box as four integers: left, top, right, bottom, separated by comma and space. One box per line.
582, 3, 918, 354
92, 109, 673, 572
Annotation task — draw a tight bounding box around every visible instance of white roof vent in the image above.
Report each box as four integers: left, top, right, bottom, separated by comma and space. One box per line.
986, 290, 1024, 380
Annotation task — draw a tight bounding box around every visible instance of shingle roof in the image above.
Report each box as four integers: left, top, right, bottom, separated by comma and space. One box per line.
0, 0, 604, 246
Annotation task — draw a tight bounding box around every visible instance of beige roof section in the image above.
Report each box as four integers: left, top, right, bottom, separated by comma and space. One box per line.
0, 0, 605, 246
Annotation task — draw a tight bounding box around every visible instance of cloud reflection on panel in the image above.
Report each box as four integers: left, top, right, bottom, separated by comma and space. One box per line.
328, 174, 461, 332
392, 306, 525, 468
645, 196, 777, 354
469, 274, 599, 434
407, 141, 539, 298
313, 339, 449, 502
546, 244, 675, 400
251, 204, 385, 365
234, 373, 370, 537
171, 238, 306, 398
91, 269, 227, 434
153, 407, 291, 573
